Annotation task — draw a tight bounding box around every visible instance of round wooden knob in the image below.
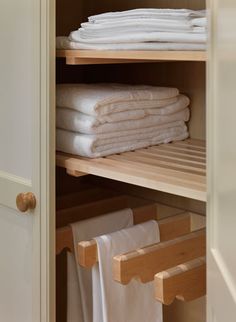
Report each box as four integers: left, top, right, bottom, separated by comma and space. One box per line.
16, 192, 37, 213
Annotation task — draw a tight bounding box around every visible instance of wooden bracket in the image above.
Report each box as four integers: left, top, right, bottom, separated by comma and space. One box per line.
155, 257, 206, 305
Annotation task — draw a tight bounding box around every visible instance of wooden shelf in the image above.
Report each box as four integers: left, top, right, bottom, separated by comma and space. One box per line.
56, 139, 206, 202
56, 49, 207, 65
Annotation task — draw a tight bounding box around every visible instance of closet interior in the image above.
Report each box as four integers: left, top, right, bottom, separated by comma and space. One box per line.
56, 0, 207, 322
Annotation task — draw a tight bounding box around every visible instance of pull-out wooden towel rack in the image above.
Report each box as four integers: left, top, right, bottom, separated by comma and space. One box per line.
56, 203, 159, 255
113, 228, 206, 284
155, 257, 206, 305
77, 213, 191, 268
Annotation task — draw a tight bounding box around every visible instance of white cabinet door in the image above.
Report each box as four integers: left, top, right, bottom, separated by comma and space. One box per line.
0, 0, 55, 321
208, 0, 236, 321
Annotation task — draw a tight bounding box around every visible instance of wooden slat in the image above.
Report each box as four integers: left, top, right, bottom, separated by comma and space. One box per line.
56, 140, 207, 201
57, 50, 207, 65
77, 213, 191, 268
113, 229, 206, 284
135, 149, 205, 168
57, 203, 157, 255
108, 153, 206, 176
156, 144, 206, 156
155, 257, 206, 305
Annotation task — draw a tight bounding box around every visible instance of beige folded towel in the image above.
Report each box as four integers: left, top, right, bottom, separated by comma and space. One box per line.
56, 83, 179, 116
56, 125, 188, 158
56, 107, 190, 134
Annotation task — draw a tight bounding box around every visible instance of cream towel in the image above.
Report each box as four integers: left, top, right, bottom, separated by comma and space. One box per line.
71, 209, 133, 322
57, 94, 189, 123
69, 30, 207, 44
56, 125, 188, 158
56, 107, 190, 134
89, 8, 206, 22
56, 83, 179, 116
92, 220, 162, 322
56, 36, 206, 51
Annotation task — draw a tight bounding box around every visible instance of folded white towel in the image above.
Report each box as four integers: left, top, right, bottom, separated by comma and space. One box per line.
70, 30, 207, 44
71, 209, 133, 322
89, 8, 206, 23
191, 17, 207, 27
57, 106, 190, 134
79, 24, 203, 39
82, 18, 193, 30
56, 83, 179, 116
56, 36, 206, 51
92, 220, 162, 322
56, 125, 188, 158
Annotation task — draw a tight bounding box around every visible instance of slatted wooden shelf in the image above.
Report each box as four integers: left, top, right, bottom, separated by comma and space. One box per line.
56, 49, 207, 65
56, 139, 206, 201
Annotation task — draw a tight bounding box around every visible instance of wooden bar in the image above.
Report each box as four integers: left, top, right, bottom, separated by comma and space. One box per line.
155, 257, 206, 305
113, 229, 206, 284
77, 212, 191, 268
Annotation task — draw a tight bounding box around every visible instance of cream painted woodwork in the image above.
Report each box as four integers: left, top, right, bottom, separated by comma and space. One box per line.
0, 0, 55, 322
2, 0, 236, 321
207, 0, 236, 321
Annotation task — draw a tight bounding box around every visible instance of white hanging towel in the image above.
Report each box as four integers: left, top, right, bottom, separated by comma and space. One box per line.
70, 209, 133, 322
56, 83, 179, 116
92, 220, 162, 322
56, 36, 206, 51
67, 252, 83, 322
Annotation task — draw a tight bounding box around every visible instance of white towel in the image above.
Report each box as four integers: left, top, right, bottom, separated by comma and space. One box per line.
191, 17, 207, 27
69, 30, 207, 44
56, 83, 179, 116
56, 36, 206, 51
92, 220, 162, 322
82, 18, 193, 29
56, 107, 190, 134
71, 209, 133, 322
56, 125, 188, 158
79, 24, 203, 39
89, 8, 206, 23
67, 252, 83, 322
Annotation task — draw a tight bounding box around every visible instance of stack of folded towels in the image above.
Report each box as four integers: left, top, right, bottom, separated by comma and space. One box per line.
57, 8, 207, 51
56, 83, 190, 158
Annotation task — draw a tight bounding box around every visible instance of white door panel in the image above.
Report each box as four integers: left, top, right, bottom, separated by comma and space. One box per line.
0, 206, 33, 322
208, 0, 236, 320
0, 0, 54, 321
0, 0, 36, 180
